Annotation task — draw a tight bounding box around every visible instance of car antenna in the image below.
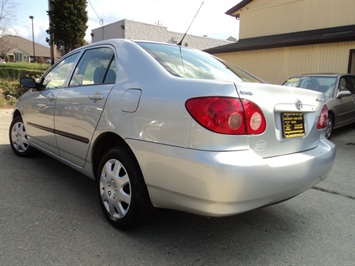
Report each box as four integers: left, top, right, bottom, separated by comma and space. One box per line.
177, 1, 204, 46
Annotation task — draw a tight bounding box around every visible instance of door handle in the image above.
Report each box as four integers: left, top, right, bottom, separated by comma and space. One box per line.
88, 94, 104, 100
47, 93, 56, 101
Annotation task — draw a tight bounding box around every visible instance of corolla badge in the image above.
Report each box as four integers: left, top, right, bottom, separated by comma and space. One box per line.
239, 90, 253, 96
294, 99, 303, 110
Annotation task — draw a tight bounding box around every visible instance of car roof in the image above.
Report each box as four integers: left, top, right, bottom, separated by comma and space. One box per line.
292, 73, 353, 78
74, 39, 185, 50
65, 39, 197, 58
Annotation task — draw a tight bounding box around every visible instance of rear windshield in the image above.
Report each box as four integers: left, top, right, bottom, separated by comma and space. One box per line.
283, 76, 337, 98
136, 42, 263, 83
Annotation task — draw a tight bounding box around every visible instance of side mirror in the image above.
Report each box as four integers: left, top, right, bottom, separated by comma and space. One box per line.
20, 77, 37, 89
336, 90, 351, 98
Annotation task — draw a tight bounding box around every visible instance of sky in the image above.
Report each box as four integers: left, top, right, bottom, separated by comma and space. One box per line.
9, 0, 241, 47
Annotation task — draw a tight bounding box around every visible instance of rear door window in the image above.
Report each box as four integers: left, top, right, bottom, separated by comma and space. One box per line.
69, 47, 115, 87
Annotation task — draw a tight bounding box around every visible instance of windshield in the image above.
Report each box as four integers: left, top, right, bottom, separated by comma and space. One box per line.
283, 76, 337, 98
136, 42, 263, 83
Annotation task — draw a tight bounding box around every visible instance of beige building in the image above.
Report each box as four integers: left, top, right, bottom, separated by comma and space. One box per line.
0, 35, 51, 63
205, 0, 355, 84
91, 19, 233, 50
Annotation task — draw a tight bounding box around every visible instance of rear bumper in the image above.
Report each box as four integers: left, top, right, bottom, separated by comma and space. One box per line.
128, 138, 336, 217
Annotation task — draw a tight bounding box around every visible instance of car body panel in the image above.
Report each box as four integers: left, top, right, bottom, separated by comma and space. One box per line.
54, 83, 114, 166
127, 137, 335, 216
19, 88, 60, 155
13, 39, 336, 218
331, 93, 355, 128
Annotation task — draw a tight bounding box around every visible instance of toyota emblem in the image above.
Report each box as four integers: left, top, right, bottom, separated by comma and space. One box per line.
295, 99, 303, 110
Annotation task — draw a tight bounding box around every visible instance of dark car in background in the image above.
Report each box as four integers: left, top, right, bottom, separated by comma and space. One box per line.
283, 73, 355, 138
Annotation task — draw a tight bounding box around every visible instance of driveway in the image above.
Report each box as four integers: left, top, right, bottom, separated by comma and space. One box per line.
1, 108, 354, 265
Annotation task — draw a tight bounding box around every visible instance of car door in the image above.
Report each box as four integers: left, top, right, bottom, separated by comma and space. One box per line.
346, 75, 355, 123
334, 75, 355, 127
54, 46, 116, 167
22, 53, 80, 155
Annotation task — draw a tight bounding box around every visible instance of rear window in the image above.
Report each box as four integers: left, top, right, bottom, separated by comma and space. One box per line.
136, 42, 263, 83
283, 76, 337, 98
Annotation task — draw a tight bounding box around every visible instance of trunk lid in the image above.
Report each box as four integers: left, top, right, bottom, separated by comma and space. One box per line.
236, 82, 326, 158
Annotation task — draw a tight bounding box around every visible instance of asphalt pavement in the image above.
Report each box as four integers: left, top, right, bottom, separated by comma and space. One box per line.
1, 108, 354, 265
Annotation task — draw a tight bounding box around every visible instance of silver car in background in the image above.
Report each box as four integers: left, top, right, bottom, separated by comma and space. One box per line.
10, 40, 335, 230
283, 73, 355, 138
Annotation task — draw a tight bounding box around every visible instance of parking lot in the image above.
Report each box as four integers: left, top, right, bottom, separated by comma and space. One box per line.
1, 108, 354, 265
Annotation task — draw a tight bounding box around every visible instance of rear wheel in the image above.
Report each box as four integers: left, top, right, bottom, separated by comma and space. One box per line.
324, 113, 334, 139
97, 146, 152, 230
9, 116, 36, 157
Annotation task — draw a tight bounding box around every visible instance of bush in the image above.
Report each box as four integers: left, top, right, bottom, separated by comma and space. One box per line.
0, 62, 49, 107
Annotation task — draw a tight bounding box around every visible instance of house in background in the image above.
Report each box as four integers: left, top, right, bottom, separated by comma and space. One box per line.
0, 35, 51, 63
205, 0, 355, 84
91, 19, 234, 50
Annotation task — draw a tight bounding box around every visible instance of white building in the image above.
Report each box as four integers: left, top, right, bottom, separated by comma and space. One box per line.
91, 19, 233, 50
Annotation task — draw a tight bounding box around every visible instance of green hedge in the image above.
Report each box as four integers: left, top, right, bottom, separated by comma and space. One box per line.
0, 62, 50, 80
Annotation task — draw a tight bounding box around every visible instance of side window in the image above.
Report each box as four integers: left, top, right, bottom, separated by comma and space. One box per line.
347, 76, 355, 94
105, 59, 116, 84
41, 53, 79, 90
69, 47, 115, 87
338, 77, 351, 92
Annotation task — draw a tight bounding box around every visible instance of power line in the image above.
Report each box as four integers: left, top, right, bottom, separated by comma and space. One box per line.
88, 0, 103, 25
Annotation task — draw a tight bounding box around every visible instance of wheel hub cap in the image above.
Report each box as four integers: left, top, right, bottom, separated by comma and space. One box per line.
100, 159, 131, 219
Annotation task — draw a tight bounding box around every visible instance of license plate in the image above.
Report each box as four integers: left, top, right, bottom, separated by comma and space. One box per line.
282, 112, 305, 139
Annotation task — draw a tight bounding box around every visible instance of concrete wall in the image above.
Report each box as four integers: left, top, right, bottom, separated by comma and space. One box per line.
91, 19, 232, 50
91, 21, 126, 41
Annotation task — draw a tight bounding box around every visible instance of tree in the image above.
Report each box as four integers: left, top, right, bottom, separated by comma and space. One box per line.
0, 0, 16, 36
0, 0, 16, 57
47, 0, 88, 54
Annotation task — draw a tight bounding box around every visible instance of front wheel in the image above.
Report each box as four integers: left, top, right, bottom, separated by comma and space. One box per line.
324, 113, 334, 139
97, 146, 152, 230
9, 116, 36, 157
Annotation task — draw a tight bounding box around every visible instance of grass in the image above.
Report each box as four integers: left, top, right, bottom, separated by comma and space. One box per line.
0, 62, 50, 108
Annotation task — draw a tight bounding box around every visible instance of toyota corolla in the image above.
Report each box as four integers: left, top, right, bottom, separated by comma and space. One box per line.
10, 40, 336, 229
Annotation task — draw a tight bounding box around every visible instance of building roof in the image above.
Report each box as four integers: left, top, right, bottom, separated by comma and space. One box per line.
1, 35, 50, 57
226, 0, 253, 16
204, 25, 355, 54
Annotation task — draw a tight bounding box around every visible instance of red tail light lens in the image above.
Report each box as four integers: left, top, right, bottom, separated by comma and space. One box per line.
185, 97, 266, 135
241, 99, 266, 134
317, 104, 328, 129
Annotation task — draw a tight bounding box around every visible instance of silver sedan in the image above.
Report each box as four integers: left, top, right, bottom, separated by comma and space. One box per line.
10, 40, 336, 230
283, 73, 355, 139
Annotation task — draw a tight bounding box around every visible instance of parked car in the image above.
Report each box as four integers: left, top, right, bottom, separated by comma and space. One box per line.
282, 73, 355, 138
9, 39, 335, 230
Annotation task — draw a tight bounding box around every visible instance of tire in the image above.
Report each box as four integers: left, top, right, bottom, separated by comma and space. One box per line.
97, 146, 152, 230
9, 116, 36, 157
324, 113, 334, 139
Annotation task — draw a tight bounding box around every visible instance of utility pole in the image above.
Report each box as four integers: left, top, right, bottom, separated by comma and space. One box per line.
29, 16, 35, 62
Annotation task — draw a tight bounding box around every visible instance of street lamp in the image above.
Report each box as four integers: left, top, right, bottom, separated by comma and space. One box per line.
29, 16, 35, 62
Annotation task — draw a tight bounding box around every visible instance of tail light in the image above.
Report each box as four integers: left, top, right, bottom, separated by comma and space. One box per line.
185, 97, 266, 135
317, 104, 328, 129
